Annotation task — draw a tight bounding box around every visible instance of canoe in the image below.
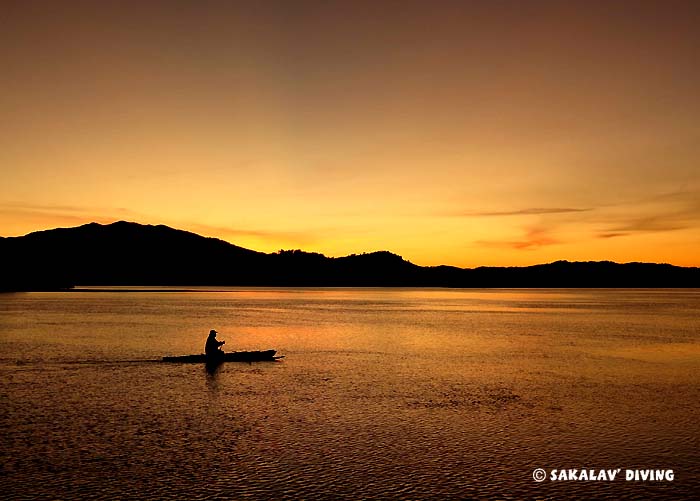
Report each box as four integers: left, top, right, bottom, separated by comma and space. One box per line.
162, 350, 281, 363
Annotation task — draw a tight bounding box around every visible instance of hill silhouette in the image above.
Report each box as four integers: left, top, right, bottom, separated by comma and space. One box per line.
1, 221, 698, 290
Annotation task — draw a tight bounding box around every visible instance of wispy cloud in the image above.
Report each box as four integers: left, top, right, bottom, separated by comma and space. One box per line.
0, 202, 142, 219
184, 222, 320, 247
0, 202, 322, 247
459, 207, 591, 217
608, 217, 691, 234
461, 205, 586, 251
476, 226, 560, 250
0, 203, 147, 236
596, 213, 699, 239
465, 188, 700, 249
0, 202, 89, 213
594, 189, 700, 239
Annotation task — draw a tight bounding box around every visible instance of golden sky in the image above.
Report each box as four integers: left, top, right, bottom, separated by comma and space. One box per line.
2, 1, 699, 267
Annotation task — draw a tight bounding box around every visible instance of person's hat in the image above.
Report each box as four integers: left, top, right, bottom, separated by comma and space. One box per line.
209, 329, 217, 335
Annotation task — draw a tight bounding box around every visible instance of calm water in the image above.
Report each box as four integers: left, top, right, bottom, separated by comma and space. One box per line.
1, 288, 699, 499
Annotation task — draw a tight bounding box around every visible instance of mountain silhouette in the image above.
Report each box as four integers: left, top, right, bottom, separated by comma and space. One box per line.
1, 221, 698, 290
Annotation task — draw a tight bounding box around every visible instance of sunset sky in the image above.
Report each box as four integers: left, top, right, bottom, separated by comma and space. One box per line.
2, 0, 699, 267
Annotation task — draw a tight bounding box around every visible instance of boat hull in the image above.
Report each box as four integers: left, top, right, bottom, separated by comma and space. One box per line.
162, 350, 279, 363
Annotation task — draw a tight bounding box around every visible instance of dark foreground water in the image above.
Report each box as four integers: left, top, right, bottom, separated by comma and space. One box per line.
1, 288, 699, 499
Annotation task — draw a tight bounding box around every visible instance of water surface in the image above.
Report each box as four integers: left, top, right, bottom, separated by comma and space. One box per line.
2, 288, 698, 499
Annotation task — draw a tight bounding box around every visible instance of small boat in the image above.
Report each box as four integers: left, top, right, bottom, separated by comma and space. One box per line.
162, 350, 281, 363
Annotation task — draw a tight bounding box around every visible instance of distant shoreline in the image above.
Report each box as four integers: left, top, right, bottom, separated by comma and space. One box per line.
4, 285, 698, 294
3, 221, 699, 290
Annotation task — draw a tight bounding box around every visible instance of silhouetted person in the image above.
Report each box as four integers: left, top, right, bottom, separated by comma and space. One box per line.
205, 329, 225, 357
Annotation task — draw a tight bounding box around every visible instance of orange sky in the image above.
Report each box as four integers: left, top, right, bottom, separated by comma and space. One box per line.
2, 1, 699, 267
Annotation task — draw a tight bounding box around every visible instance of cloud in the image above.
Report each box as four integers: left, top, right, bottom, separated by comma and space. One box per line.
0, 202, 143, 219
608, 217, 691, 234
0, 202, 89, 213
468, 190, 700, 246
596, 217, 695, 239
462, 206, 589, 250
476, 226, 560, 250
185, 222, 320, 247
0, 203, 147, 236
460, 207, 591, 217
594, 189, 700, 239
0, 202, 321, 247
